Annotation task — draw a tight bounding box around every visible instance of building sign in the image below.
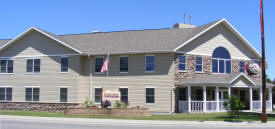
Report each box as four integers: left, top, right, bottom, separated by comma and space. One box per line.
103, 89, 121, 101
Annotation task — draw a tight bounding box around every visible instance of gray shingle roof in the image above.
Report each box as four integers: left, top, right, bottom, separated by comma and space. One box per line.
0, 39, 10, 48
176, 73, 274, 86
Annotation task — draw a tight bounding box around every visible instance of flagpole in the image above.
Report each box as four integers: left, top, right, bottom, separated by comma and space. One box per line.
260, 0, 267, 123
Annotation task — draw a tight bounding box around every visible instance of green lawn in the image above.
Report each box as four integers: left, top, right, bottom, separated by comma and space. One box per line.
1, 110, 275, 121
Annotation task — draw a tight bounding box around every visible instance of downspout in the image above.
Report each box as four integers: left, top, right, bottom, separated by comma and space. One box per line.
88, 55, 92, 101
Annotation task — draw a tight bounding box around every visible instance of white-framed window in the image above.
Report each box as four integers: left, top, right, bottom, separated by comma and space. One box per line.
94, 87, 102, 104
60, 87, 68, 102
119, 88, 128, 104
239, 61, 245, 73
26, 58, 41, 73
178, 55, 186, 71
145, 87, 155, 104
195, 57, 203, 72
120, 56, 128, 73
60, 57, 69, 73
95, 57, 104, 73
0, 59, 14, 73
212, 47, 231, 74
145, 55, 155, 72
25, 87, 40, 102
0, 87, 12, 101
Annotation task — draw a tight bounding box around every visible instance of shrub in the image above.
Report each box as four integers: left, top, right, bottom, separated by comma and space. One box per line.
102, 100, 111, 108
223, 95, 245, 114
82, 100, 96, 109
114, 101, 127, 108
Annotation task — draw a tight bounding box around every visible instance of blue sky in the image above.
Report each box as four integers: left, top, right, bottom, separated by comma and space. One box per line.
0, 0, 274, 80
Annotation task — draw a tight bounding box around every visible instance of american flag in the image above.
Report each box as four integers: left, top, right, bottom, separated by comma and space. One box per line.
101, 54, 109, 72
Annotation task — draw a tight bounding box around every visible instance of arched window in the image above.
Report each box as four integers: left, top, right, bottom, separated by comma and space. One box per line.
212, 47, 231, 74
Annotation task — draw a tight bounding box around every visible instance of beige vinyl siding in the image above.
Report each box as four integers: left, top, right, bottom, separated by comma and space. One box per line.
0, 30, 80, 103
179, 24, 258, 60
77, 56, 91, 103
0, 30, 77, 57
91, 53, 174, 112
231, 76, 254, 87
0, 56, 80, 103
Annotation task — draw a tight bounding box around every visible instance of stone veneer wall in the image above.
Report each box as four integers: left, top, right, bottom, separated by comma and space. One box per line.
174, 53, 261, 82
0, 102, 78, 112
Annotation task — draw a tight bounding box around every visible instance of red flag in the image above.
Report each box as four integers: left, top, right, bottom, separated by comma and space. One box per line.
260, 0, 264, 36
101, 54, 109, 72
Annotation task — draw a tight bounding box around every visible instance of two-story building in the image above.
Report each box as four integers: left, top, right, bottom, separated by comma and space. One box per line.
0, 18, 273, 113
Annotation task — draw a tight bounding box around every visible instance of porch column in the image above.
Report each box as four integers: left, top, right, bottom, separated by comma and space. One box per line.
203, 85, 206, 112
269, 87, 273, 110
228, 87, 231, 98
188, 85, 191, 112
249, 87, 253, 111
260, 87, 263, 111
216, 86, 219, 111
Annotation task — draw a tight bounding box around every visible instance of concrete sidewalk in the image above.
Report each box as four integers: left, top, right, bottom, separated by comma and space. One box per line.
1, 115, 275, 128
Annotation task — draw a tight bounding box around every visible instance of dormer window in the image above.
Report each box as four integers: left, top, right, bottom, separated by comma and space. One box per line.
212, 47, 231, 74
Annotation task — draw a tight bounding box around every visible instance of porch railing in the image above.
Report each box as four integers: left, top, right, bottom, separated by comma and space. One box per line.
206, 101, 216, 111
190, 101, 203, 112
252, 100, 261, 110
179, 101, 188, 113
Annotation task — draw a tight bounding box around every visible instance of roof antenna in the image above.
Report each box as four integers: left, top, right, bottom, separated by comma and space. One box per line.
184, 13, 186, 24
190, 15, 192, 25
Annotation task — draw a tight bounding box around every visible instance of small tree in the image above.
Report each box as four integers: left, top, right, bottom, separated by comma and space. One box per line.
223, 95, 245, 114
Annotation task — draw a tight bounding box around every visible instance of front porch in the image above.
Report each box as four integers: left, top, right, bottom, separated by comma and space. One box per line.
178, 86, 273, 113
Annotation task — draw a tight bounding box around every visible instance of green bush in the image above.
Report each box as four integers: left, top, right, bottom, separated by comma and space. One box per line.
114, 101, 127, 108
223, 95, 245, 114
82, 100, 96, 109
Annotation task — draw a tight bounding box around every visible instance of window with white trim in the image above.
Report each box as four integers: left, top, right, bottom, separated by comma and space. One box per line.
120, 56, 128, 73
61, 57, 69, 72
25, 87, 40, 101
239, 61, 245, 73
145, 55, 155, 72
26, 59, 40, 73
119, 88, 128, 104
60, 88, 68, 102
146, 88, 155, 104
195, 57, 203, 72
0, 60, 13, 73
178, 55, 186, 71
212, 47, 231, 74
95, 57, 103, 73
0, 87, 12, 101
94, 88, 102, 104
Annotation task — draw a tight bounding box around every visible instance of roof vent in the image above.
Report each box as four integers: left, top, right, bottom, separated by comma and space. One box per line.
92, 30, 100, 33
173, 23, 196, 29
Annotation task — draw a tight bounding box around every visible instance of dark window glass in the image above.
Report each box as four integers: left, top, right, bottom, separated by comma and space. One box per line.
7, 60, 13, 73
240, 90, 245, 102
0, 88, 5, 100
6, 88, 12, 101
179, 88, 187, 101
25, 88, 33, 101
0, 60, 7, 73
212, 47, 231, 59
120, 57, 128, 72
253, 90, 259, 100
226, 60, 231, 73
219, 60, 225, 73
195, 89, 203, 101
212, 59, 218, 73
178, 56, 186, 70
26, 59, 33, 72
239, 61, 245, 73
60, 88, 68, 102
33, 88, 40, 101
146, 56, 155, 72
146, 88, 155, 104
195, 57, 203, 72
95, 88, 102, 103
95, 58, 103, 72
119, 88, 128, 104
34, 59, 40, 73
61, 57, 69, 72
